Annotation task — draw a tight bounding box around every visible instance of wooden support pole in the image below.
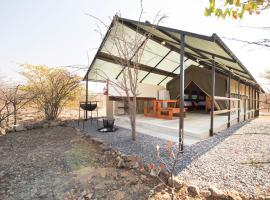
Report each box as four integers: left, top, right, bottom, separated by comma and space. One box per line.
179, 33, 185, 151
257, 89, 260, 116
253, 86, 255, 118
237, 78, 240, 123
244, 83, 247, 121
248, 84, 251, 119
210, 56, 215, 136
255, 88, 259, 117
227, 72, 231, 128
85, 73, 89, 121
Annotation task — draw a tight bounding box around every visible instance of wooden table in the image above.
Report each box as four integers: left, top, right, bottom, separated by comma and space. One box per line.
144, 99, 187, 120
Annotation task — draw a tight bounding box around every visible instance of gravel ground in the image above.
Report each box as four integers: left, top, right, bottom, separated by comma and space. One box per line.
75, 118, 246, 173
76, 116, 270, 197
179, 116, 270, 197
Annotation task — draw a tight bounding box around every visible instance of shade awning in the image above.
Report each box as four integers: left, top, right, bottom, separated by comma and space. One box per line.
85, 16, 263, 91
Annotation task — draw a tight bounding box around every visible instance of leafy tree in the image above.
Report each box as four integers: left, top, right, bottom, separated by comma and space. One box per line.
21, 64, 82, 121
205, 0, 270, 19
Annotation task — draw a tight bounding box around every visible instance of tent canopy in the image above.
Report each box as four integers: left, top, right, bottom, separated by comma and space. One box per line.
85, 16, 263, 92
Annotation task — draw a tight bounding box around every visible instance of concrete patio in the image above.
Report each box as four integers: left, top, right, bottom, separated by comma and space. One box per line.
114, 112, 245, 145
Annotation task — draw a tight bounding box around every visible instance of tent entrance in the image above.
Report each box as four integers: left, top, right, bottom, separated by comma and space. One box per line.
182, 81, 208, 112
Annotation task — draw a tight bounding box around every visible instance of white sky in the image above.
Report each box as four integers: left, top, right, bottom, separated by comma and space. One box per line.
0, 0, 269, 91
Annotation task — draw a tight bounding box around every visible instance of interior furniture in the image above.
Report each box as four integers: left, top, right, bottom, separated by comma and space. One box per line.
144, 99, 187, 120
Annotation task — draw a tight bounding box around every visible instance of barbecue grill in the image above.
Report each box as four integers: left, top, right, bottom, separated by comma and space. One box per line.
78, 101, 99, 128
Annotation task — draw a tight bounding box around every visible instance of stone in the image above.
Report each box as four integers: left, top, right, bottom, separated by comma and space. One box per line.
117, 158, 125, 168
92, 138, 103, 144
0, 128, 6, 135
42, 123, 49, 128
38, 190, 48, 198
168, 177, 183, 189
201, 189, 211, 198
131, 161, 139, 169
265, 196, 270, 200
258, 195, 265, 200
13, 124, 27, 132
209, 186, 225, 198
158, 169, 170, 182
187, 185, 200, 196
116, 156, 122, 162
32, 122, 43, 129
49, 121, 59, 127
59, 121, 67, 126
228, 190, 242, 200
85, 193, 93, 199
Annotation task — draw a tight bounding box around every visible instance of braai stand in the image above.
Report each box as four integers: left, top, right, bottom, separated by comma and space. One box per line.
78, 101, 99, 129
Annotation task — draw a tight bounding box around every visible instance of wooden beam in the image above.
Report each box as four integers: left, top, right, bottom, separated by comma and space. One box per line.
214, 96, 240, 101
140, 50, 172, 83
96, 52, 177, 78
213, 108, 239, 115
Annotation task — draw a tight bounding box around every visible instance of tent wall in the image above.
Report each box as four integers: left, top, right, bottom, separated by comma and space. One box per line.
167, 65, 227, 110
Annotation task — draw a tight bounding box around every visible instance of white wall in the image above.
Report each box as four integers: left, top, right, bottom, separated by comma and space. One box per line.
108, 82, 166, 98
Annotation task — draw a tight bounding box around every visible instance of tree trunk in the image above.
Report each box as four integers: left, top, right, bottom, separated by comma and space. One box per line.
129, 97, 137, 141
13, 103, 17, 125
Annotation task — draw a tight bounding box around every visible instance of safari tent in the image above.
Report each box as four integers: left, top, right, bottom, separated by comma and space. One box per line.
83, 16, 264, 147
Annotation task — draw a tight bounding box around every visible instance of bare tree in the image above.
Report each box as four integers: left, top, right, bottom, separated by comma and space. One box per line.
0, 84, 32, 128
87, 9, 167, 141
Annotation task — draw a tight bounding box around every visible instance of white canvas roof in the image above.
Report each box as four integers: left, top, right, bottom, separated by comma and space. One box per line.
85, 16, 263, 91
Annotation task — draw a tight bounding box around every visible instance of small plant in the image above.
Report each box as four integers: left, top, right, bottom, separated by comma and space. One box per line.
147, 140, 183, 200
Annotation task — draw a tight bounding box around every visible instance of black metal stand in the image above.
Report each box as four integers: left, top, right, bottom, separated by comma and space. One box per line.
78, 101, 99, 129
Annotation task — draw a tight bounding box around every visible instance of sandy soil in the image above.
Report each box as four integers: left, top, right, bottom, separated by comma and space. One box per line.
0, 126, 158, 200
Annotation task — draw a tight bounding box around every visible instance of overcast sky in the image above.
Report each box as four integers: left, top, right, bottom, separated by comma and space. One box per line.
0, 0, 269, 91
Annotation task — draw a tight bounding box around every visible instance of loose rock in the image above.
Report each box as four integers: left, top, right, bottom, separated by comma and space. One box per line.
209, 186, 225, 198
201, 189, 211, 198
13, 124, 27, 132
117, 158, 125, 168
187, 185, 200, 196
168, 177, 183, 189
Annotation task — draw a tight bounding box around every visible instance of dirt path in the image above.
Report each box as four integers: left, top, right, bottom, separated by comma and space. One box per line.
0, 126, 156, 200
